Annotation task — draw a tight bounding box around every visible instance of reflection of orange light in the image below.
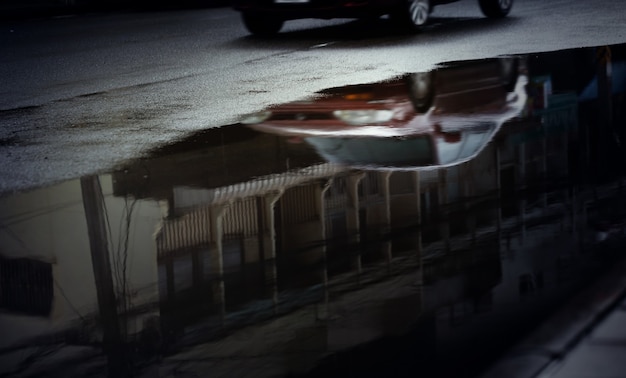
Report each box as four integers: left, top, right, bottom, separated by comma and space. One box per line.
344, 93, 373, 100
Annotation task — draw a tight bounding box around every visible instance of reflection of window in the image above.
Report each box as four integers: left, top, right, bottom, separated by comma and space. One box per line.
0, 257, 53, 316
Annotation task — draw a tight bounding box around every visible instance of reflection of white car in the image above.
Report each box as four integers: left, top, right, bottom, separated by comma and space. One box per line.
244, 57, 528, 170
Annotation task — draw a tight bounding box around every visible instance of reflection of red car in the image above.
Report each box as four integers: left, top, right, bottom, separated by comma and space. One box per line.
233, 0, 514, 35
243, 57, 527, 169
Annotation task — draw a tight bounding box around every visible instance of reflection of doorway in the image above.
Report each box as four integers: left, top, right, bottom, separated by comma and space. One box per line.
359, 208, 381, 264
326, 212, 350, 276
222, 239, 243, 274
500, 166, 517, 217
222, 239, 266, 311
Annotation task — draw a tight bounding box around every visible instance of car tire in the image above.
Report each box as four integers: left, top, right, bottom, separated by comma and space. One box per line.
242, 13, 284, 35
407, 71, 435, 112
392, 0, 430, 31
478, 0, 513, 18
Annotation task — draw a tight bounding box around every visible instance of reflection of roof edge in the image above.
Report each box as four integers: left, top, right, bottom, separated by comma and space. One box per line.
173, 163, 347, 210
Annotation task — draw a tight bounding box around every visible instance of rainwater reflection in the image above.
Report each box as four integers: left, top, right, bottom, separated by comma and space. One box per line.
1, 44, 626, 377
243, 56, 527, 170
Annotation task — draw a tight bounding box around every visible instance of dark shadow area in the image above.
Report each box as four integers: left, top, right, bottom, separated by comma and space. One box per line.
0, 0, 230, 22
228, 15, 521, 49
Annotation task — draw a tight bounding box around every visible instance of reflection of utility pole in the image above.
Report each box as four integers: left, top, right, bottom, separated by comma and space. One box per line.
413, 170, 424, 300
209, 202, 230, 324
347, 173, 365, 284
317, 179, 332, 321
495, 146, 503, 248
517, 138, 527, 244
438, 169, 451, 252
80, 176, 128, 377
597, 46, 613, 122
597, 46, 613, 178
463, 162, 477, 242
258, 191, 283, 314
380, 171, 392, 273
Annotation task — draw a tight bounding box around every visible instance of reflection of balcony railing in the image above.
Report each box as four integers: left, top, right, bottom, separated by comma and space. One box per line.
223, 198, 258, 240
170, 163, 345, 213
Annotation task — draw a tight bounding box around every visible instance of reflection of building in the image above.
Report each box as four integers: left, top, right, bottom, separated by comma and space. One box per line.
109, 83, 600, 376
107, 85, 585, 361
0, 176, 161, 375
4, 49, 626, 377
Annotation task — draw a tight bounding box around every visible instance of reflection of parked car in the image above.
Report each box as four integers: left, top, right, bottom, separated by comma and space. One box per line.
233, 0, 513, 35
242, 57, 527, 169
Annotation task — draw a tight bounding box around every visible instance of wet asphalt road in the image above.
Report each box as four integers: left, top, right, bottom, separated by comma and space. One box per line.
0, 0, 625, 195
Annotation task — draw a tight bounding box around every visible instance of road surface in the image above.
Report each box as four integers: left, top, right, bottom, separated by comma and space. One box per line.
0, 0, 625, 194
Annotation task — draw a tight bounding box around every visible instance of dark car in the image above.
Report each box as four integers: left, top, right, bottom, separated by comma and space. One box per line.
233, 0, 513, 35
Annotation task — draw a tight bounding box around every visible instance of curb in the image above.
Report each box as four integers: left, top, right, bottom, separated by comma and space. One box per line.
481, 257, 626, 378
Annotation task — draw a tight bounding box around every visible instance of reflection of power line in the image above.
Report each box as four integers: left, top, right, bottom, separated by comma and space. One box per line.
104, 194, 139, 340
0, 199, 84, 258
0, 191, 111, 259
53, 278, 87, 323
0, 199, 83, 226
0, 221, 38, 256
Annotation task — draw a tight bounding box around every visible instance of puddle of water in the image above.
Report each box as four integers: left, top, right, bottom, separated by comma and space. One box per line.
1, 43, 626, 377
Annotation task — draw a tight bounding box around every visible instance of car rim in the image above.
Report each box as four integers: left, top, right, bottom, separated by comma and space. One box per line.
498, 0, 511, 10
408, 0, 429, 26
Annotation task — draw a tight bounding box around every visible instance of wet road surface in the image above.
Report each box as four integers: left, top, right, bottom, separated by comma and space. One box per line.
2, 0, 626, 194
1, 44, 626, 377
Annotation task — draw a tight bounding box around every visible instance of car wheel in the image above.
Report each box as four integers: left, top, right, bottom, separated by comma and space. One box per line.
393, 0, 430, 31
407, 71, 435, 112
242, 13, 284, 35
478, 0, 513, 18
